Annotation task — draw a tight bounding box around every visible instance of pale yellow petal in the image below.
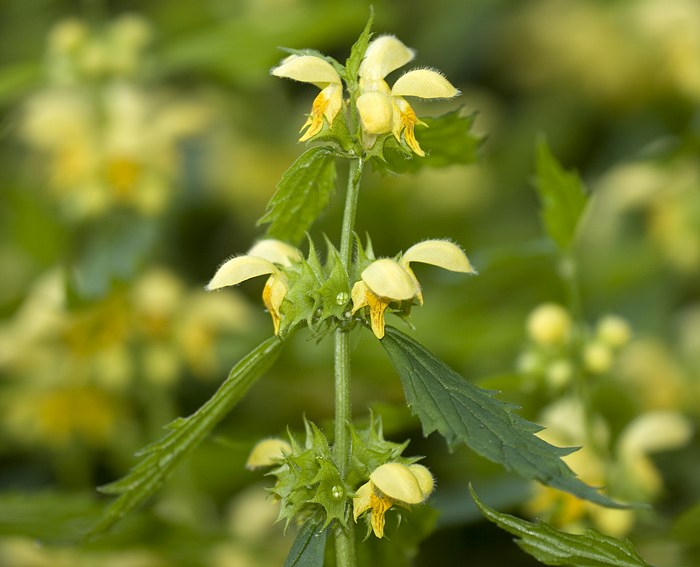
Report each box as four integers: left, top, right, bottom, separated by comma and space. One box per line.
247, 239, 302, 266
206, 256, 277, 290
407, 464, 435, 499
262, 274, 287, 335
353, 481, 373, 521
401, 240, 475, 273
246, 438, 292, 469
356, 91, 393, 134
361, 259, 418, 300
359, 35, 415, 81
350, 280, 370, 314
370, 462, 425, 504
617, 411, 692, 458
271, 55, 340, 86
391, 69, 460, 99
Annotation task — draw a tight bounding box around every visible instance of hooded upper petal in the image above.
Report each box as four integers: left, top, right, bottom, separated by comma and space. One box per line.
206, 256, 277, 291
247, 239, 302, 266
271, 55, 341, 87
361, 259, 419, 300
401, 240, 475, 273
391, 69, 460, 99
359, 35, 415, 81
370, 462, 434, 504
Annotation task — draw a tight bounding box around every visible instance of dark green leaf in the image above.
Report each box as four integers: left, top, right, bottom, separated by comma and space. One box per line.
379, 109, 482, 174
471, 485, 652, 567
90, 336, 284, 538
381, 327, 624, 508
344, 8, 374, 85
283, 515, 328, 567
534, 140, 588, 251
258, 147, 337, 245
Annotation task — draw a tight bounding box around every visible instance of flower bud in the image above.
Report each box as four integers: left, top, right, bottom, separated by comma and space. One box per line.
596, 315, 631, 348
526, 303, 571, 346
583, 341, 613, 374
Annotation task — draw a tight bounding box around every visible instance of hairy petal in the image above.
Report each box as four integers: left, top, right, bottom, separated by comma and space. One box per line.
271, 55, 340, 86
391, 69, 460, 99
402, 240, 475, 273
359, 35, 415, 81
206, 256, 277, 290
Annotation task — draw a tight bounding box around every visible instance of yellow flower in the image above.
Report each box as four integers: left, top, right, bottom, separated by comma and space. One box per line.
356, 35, 459, 156
353, 463, 434, 538
206, 239, 302, 335
351, 240, 474, 339
272, 55, 343, 141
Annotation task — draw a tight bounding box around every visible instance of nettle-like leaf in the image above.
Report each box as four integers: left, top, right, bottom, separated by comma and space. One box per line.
535, 140, 588, 252
89, 336, 284, 538
258, 147, 337, 245
381, 327, 624, 508
343, 8, 374, 87
379, 109, 482, 174
284, 514, 328, 567
471, 486, 652, 567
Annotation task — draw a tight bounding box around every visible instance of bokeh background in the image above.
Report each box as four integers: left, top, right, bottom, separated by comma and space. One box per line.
1, 0, 699, 565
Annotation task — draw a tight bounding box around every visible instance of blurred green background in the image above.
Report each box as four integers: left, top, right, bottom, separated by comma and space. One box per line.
1, 0, 699, 565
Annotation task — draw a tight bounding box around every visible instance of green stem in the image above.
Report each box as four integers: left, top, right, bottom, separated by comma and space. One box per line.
562, 252, 602, 455
333, 156, 363, 567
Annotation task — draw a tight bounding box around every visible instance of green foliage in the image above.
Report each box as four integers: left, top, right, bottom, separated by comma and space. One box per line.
379, 110, 482, 173
258, 147, 338, 245
534, 140, 588, 252
0, 492, 102, 542
267, 418, 414, 529
343, 8, 374, 89
381, 327, 624, 509
276, 239, 350, 335
284, 514, 328, 567
90, 336, 284, 537
67, 213, 157, 302
471, 486, 652, 567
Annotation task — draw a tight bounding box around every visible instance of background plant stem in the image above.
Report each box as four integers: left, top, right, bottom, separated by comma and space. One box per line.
333, 156, 363, 567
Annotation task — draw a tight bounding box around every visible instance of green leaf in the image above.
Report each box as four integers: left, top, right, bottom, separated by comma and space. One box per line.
258, 147, 337, 245
0, 492, 102, 542
471, 485, 652, 567
381, 327, 624, 508
379, 109, 482, 173
534, 140, 588, 252
89, 336, 284, 538
343, 7, 374, 85
283, 515, 328, 567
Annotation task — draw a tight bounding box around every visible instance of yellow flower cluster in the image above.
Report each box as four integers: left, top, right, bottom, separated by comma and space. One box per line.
272, 35, 459, 155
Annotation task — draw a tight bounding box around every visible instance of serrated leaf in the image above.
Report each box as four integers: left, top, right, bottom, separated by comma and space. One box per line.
283, 515, 328, 567
471, 485, 652, 567
379, 109, 482, 174
344, 8, 374, 85
89, 336, 284, 538
534, 140, 588, 251
258, 147, 337, 245
381, 327, 624, 509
